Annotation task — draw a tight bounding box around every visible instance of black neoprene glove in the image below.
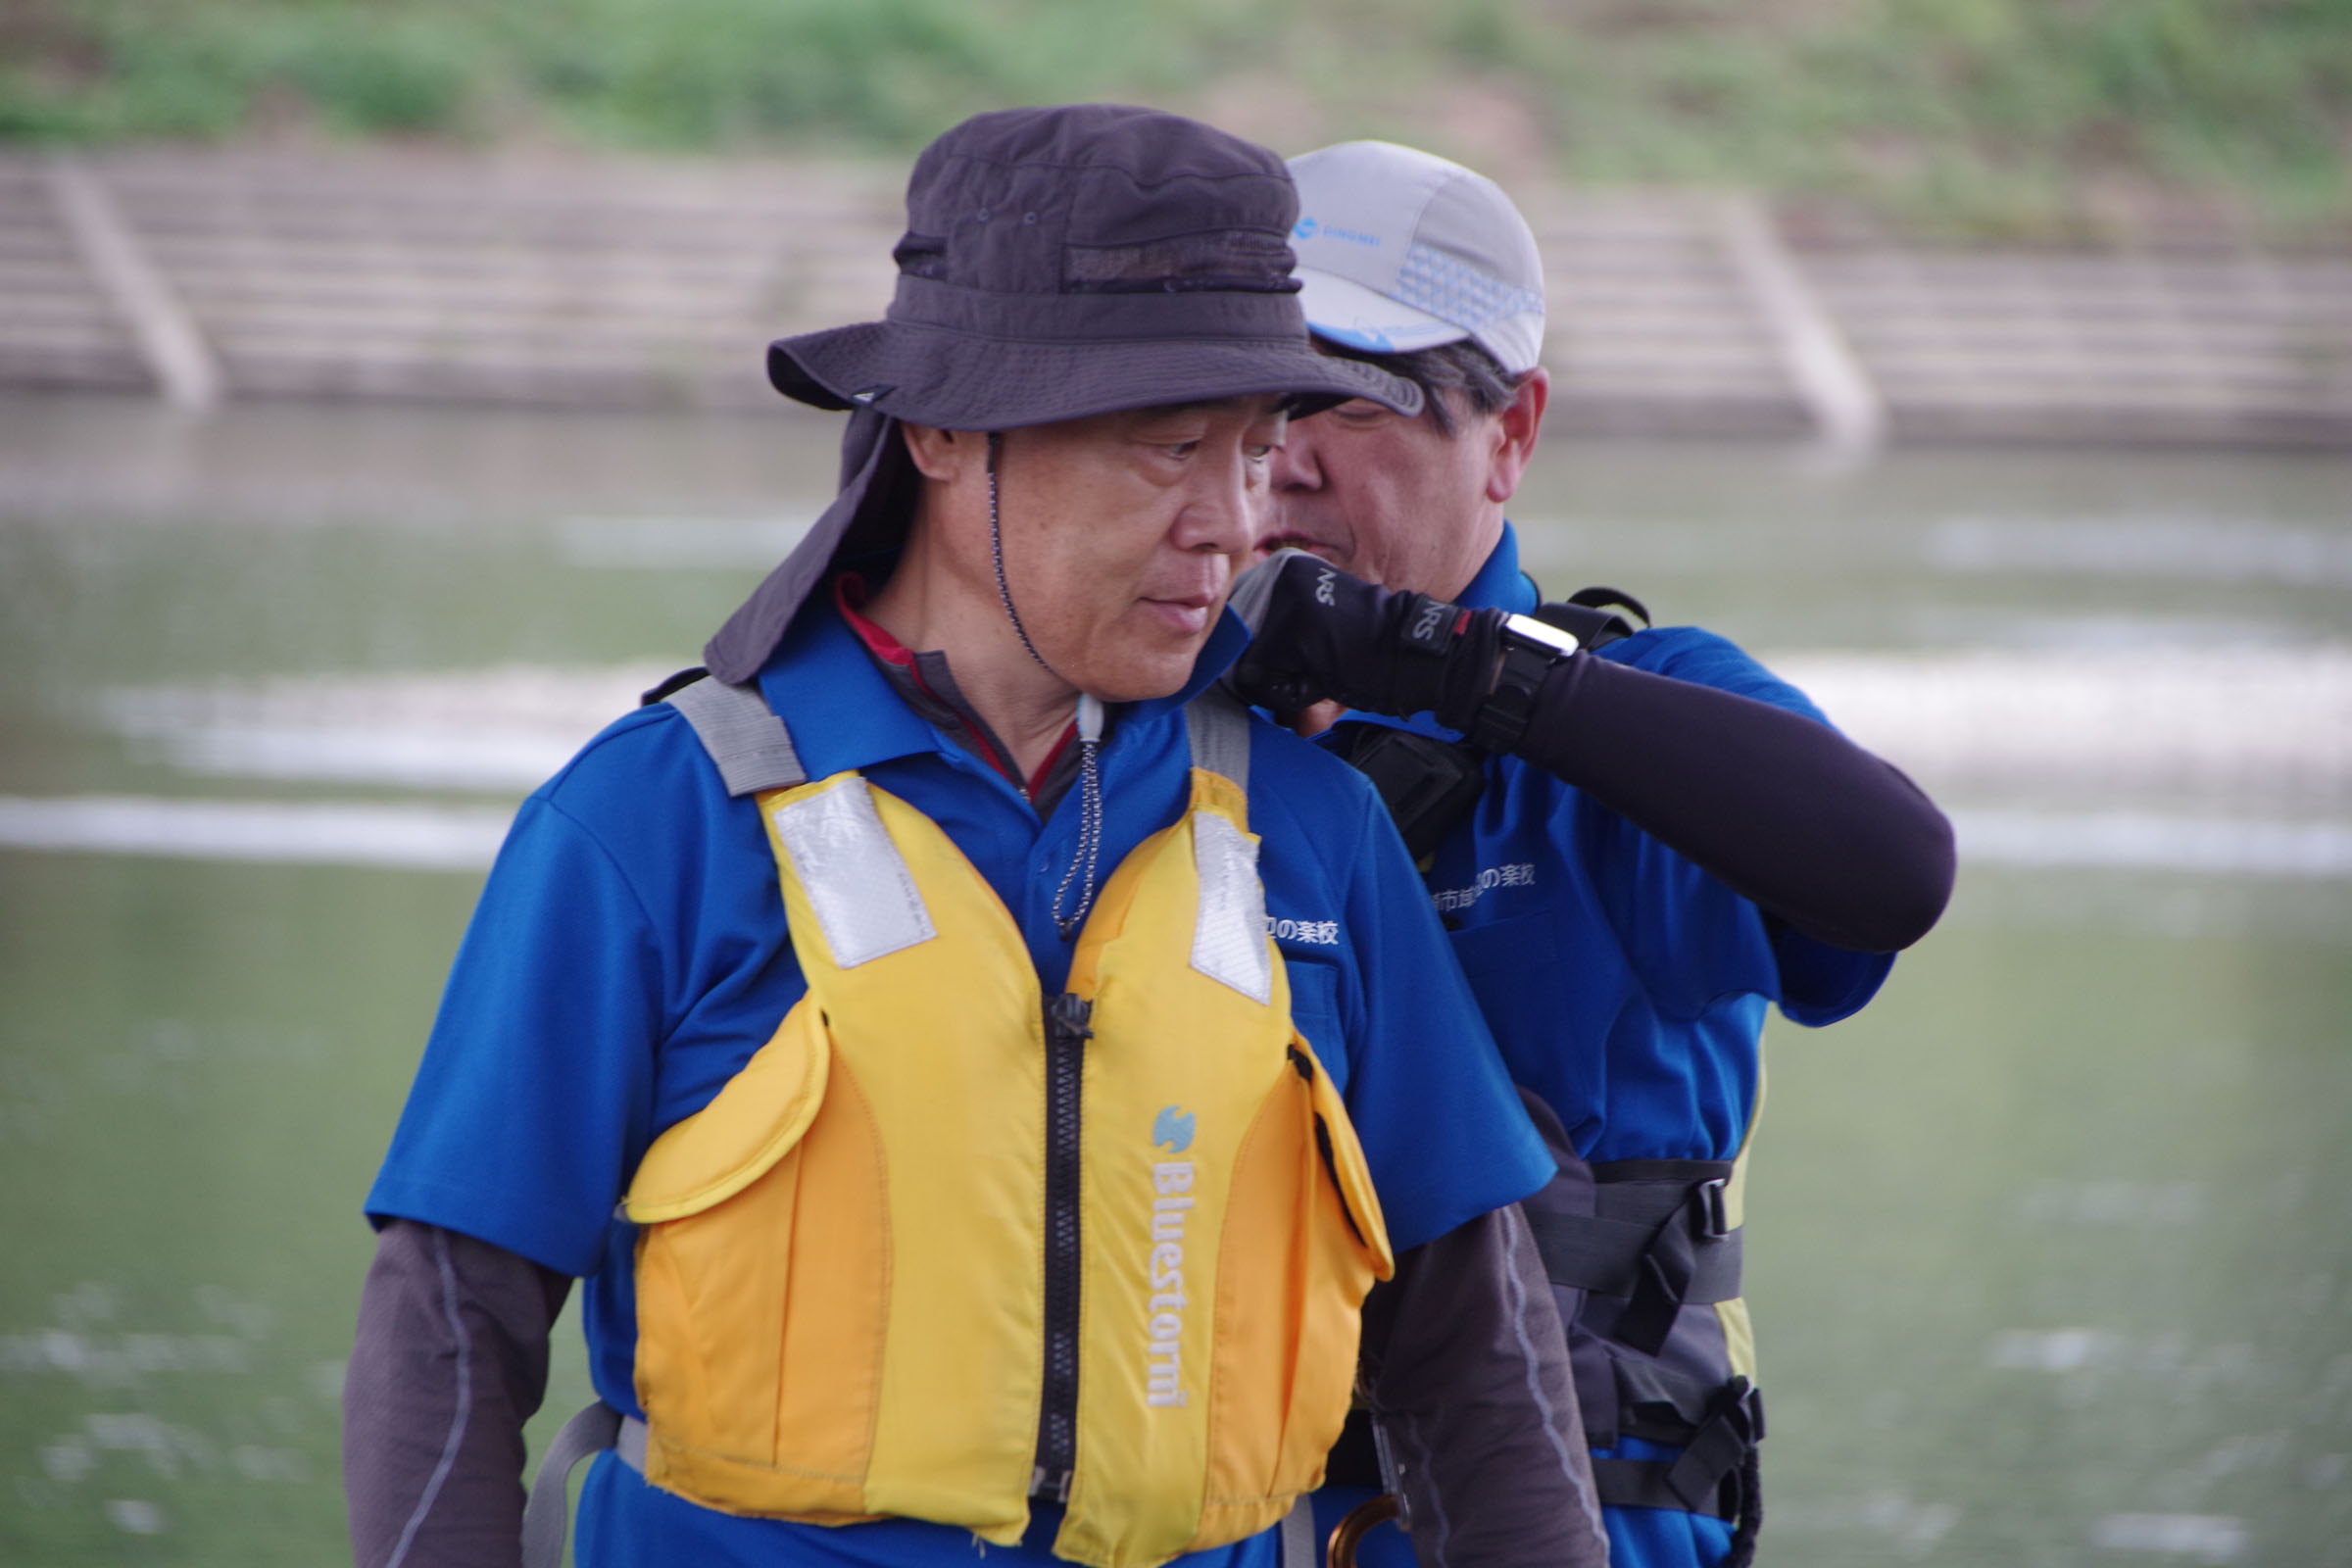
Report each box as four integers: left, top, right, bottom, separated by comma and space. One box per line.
1228, 550, 1504, 728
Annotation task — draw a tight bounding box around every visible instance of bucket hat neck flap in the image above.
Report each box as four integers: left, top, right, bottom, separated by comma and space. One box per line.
706, 104, 1420, 685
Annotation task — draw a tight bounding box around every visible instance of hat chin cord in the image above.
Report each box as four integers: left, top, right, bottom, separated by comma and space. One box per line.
987, 431, 1062, 681
988, 430, 1105, 940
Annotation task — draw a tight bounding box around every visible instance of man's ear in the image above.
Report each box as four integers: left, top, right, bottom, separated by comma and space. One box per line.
1484, 368, 1549, 506
901, 421, 979, 484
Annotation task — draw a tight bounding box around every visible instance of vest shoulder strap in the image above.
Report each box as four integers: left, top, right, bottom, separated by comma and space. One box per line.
664, 673, 808, 796
1184, 687, 1252, 791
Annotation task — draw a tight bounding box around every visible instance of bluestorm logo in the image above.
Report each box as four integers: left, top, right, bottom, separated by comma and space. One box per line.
1152, 1104, 1196, 1152
1294, 217, 1320, 240
1144, 1116, 1199, 1407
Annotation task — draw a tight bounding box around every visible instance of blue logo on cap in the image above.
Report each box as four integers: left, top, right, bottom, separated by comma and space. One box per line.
1152, 1105, 1196, 1153
1293, 217, 1319, 240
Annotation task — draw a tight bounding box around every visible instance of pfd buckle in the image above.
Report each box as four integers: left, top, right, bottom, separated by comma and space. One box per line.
1693, 1176, 1731, 1240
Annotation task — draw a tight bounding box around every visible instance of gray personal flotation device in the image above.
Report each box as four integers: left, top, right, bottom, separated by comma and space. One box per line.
1517, 1093, 1765, 1565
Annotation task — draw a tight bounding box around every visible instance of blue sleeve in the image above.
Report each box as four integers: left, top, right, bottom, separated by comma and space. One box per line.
1329, 788, 1554, 1252
366, 791, 663, 1280
1597, 628, 1894, 1026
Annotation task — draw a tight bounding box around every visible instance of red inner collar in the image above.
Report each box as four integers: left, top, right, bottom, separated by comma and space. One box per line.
833, 573, 1074, 799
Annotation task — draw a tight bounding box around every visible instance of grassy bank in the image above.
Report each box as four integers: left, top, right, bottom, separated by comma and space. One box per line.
2, 0, 2346, 242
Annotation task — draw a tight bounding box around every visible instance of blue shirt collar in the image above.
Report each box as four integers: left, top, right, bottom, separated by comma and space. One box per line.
754, 595, 1251, 782
1455, 521, 1540, 616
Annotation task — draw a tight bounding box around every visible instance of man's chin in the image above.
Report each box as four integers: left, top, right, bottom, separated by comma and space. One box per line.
1078, 639, 1208, 706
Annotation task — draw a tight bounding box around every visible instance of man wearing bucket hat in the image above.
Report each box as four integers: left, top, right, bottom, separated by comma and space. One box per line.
1231, 143, 1956, 1568
345, 107, 1606, 1568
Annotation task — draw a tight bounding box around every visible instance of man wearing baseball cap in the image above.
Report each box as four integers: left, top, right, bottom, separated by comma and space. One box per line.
1232, 142, 1957, 1568
344, 108, 1603, 1568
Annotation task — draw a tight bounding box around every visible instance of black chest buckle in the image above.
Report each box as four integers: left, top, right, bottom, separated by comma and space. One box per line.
1329, 724, 1487, 864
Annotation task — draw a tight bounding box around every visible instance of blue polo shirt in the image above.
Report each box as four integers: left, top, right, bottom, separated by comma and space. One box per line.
1329, 523, 1893, 1163
368, 597, 1551, 1568
1315, 525, 1897, 1568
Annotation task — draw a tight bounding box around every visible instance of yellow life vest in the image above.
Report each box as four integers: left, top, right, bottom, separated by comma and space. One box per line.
622, 689, 1394, 1568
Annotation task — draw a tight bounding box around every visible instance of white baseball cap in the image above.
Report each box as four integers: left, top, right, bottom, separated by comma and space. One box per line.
1286, 141, 1546, 375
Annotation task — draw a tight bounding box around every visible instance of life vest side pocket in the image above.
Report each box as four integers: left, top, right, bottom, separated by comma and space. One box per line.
625, 998, 830, 1224
624, 998, 889, 1521
1191, 1036, 1393, 1550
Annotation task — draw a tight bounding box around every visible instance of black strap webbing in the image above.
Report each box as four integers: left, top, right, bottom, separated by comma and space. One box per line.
1591, 1458, 1738, 1521
1561, 584, 1651, 625
1525, 1200, 1741, 1357
1325, 1407, 1384, 1490
1613, 1357, 1737, 1447
1590, 1378, 1764, 1525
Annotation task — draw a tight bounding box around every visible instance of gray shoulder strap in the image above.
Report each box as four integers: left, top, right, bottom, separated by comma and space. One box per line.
519, 1401, 618, 1568
1184, 687, 1253, 792
1278, 1494, 1317, 1568
666, 674, 807, 796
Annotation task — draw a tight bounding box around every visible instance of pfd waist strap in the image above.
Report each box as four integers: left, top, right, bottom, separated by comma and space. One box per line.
521, 1404, 650, 1568
1590, 1376, 1764, 1525
1526, 1159, 1740, 1356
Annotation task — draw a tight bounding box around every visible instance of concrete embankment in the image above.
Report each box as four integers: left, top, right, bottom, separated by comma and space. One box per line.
4, 146, 2349, 451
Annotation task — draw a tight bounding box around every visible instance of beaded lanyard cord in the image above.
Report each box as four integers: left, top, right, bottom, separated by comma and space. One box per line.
989, 432, 1104, 939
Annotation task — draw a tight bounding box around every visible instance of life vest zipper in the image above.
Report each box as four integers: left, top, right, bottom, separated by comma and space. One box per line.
1033, 990, 1093, 1502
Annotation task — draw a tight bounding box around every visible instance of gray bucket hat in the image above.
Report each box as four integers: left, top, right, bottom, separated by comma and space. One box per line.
705, 103, 1421, 684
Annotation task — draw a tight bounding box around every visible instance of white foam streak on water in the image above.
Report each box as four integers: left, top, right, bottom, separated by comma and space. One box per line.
145, 725, 581, 793
7, 793, 2341, 880
97, 664, 668, 792
1772, 646, 2352, 802
1955, 810, 2352, 878
556, 515, 815, 568
104, 1499, 165, 1535
1928, 516, 2352, 585
47, 653, 2352, 876
2089, 1513, 2247, 1563
1986, 1327, 2127, 1373
95, 648, 2352, 806
0, 798, 509, 870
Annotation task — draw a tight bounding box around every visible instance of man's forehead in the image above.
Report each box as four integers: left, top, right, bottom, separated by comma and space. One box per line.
1001, 394, 1290, 447
1117, 395, 1289, 424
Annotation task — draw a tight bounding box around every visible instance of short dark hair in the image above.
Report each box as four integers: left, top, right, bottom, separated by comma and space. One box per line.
1309, 337, 1524, 438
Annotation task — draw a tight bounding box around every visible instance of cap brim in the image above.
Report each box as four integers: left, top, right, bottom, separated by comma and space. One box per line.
768, 318, 1422, 428
1294, 268, 1472, 357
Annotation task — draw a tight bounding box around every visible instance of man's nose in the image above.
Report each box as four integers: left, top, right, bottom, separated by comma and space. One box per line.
1268, 424, 1321, 492
1177, 450, 1258, 557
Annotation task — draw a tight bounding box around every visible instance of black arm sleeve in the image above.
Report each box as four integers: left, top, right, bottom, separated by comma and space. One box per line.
343, 1220, 573, 1568
1512, 652, 1955, 954
1361, 1208, 1610, 1568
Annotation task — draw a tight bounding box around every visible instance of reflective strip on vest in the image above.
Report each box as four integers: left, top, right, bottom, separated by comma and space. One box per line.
767, 776, 935, 967
1189, 808, 1271, 1004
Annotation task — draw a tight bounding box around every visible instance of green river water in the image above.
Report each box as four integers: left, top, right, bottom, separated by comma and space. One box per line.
2, 396, 2348, 1566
